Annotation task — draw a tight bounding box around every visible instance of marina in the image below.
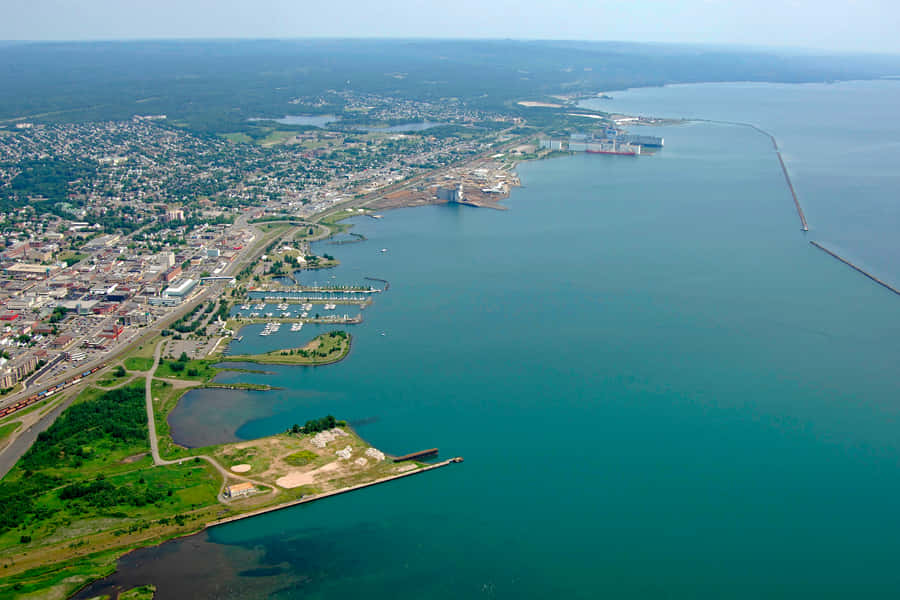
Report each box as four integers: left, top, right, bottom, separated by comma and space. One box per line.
259, 322, 281, 336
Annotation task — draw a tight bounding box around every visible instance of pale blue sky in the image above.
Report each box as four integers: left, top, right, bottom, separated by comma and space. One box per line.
3, 0, 899, 53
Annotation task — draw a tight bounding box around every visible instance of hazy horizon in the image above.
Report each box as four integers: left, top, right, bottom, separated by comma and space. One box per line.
3, 0, 900, 54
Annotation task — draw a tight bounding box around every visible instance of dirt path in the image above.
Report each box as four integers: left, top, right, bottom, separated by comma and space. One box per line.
144, 341, 277, 502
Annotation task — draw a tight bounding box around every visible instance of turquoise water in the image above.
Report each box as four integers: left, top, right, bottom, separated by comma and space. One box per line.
78, 81, 900, 598
584, 80, 900, 282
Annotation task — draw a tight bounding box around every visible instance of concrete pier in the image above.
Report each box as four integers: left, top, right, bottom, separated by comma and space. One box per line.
698, 119, 809, 232
206, 457, 462, 528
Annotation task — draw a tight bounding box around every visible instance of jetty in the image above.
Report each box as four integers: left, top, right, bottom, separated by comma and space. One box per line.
810, 241, 900, 297
206, 457, 463, 528
364, 276, 390, 291
698, 119, 809, 232
774, 141, 809, 232
392, 448, 439, 462
255, 285, 382, 294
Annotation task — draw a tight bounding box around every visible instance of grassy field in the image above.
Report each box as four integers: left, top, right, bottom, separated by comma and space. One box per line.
0, 322, 433, 598
119, 585, 157, 600
150, 379, 206, 461
223, 331, 350, 366
155, 358, 218, 381
123, 356, 154, 371
0, 382, 222, 600
221, 132, 252, 143
259, 130, 297, 146
0, 421, 20, 445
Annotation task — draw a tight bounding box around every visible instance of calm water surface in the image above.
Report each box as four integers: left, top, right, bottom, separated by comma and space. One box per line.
78, 81, 900, 599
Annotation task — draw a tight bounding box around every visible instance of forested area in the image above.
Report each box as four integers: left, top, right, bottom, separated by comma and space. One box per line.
0, 385, 148, 535
2, 39, 899, 133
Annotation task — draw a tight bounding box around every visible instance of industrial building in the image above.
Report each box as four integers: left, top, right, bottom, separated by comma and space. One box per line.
162, 278, 197, 299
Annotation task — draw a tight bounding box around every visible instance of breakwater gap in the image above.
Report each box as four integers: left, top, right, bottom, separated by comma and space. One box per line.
695, 119, 809, 232
692, 119, 900, 298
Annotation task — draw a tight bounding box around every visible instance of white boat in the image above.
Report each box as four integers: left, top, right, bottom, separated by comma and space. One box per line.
301, 312, 308, 318
291, 322, 303, 332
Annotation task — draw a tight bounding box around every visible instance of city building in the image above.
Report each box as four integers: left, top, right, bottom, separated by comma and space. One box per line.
162, 279, 197, 298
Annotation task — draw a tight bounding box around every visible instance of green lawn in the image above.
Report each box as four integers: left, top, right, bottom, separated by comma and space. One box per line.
155, 358, 218, 381
224, 331, 350, 366
222, 132, 252, 143
123, 356, 154, 371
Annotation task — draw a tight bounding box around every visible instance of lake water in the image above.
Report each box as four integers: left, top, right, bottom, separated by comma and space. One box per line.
358, 121, 448, 132
254, 115, 340, 127
77, 81, 900, 599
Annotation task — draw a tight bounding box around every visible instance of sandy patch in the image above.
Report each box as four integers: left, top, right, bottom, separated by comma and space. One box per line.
120, 452, 147, 464
395, 464, 418, 473
517, 101, 563, 108
276, 461, 341, 489
231, 464, 252, 473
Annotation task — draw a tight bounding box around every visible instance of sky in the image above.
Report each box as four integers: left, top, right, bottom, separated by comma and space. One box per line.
2, 0, 899, 53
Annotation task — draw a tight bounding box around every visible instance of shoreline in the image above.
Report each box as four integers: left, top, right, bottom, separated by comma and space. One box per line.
207, 457, 463, 528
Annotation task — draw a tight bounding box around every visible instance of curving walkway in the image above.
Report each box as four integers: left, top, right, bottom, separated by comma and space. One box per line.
144, 340, 276, 503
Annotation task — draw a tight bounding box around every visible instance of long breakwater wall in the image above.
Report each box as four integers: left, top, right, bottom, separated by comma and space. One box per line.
698, 119, 808, 232
809, 241, 900, 297
206, 457, 462, 528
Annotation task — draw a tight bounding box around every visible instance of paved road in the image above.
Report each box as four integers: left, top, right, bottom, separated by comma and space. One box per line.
144, 340, 275, 502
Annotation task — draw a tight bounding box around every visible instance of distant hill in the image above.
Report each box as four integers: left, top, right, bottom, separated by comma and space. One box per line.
1, 39, 899, 132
